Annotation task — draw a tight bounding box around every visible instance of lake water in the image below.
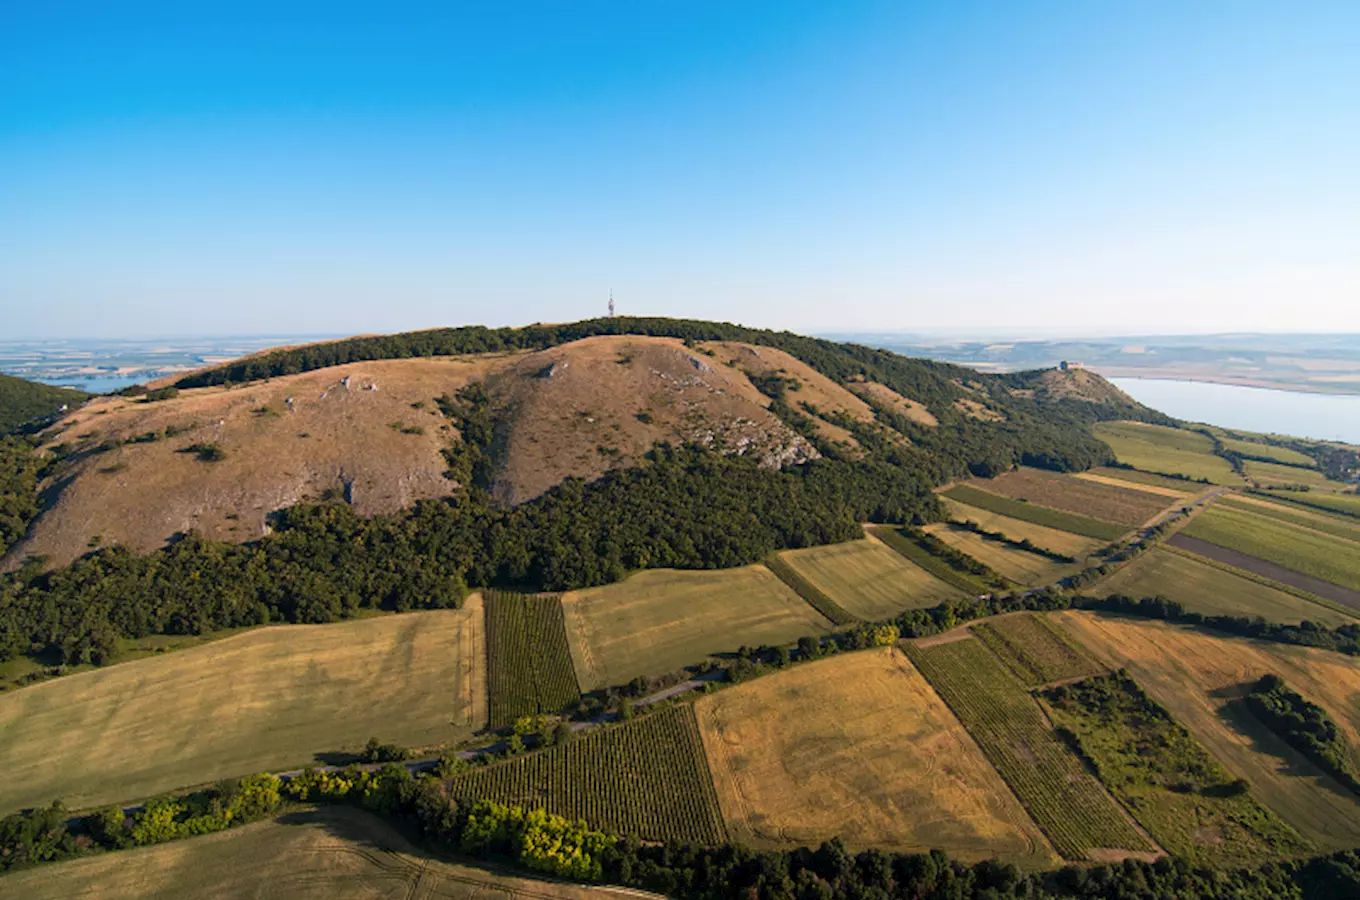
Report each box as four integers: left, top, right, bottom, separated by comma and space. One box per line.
1110, 378, 1360, 445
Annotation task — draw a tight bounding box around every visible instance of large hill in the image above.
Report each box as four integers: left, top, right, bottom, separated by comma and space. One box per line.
3, 319, 1163, 568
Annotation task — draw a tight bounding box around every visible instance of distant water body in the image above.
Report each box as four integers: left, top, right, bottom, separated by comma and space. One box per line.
1110, 378, 1360, 445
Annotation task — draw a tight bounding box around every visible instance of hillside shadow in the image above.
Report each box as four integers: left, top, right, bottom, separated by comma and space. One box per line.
1211, 681, 1360, 804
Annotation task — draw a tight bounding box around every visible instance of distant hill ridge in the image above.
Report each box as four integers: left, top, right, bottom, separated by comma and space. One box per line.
0, 373, 89, 435
3, 319, 1168, 569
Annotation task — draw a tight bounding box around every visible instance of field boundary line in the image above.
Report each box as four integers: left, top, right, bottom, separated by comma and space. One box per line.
1161, 544, 1360, 622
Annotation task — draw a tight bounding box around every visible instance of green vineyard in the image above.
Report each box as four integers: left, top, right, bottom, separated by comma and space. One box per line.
447, 705, 728, 845
903, 637, 1155, 860
763, 555, 858, 626
485, 590, 581, 729
972, 614, 1104, 687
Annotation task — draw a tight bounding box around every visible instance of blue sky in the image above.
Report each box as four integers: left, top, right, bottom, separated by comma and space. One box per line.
3, 1, 1357, 338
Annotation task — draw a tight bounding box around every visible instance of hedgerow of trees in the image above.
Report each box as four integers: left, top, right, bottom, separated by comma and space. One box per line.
1244, 674, 1360, 795
8, 763, 1360, 898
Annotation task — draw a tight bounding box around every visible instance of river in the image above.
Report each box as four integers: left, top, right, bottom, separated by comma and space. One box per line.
1110, 378, 1360, 445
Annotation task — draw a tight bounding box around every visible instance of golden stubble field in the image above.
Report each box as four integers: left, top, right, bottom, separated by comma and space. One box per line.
0, 805, 648, 900
967, 468, 1173, 526
0, 599, 485, 813
561, 567, 834, 691
776, 537, 965, 620
1054, 611, 1360, 851
925, 523, 1088, 588
693, 646, 1059, 867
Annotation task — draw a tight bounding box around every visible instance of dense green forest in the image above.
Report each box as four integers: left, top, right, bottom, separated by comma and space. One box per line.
0, 446, 930, 665
0, 374, 88, 435
0, 437, 43, 558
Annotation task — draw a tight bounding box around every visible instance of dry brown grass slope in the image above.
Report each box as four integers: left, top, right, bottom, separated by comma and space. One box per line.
9, 336, 821, 567
487, 336, 819, 505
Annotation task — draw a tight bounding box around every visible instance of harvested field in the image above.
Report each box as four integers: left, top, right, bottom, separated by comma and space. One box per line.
903, 636, 1157, 860
1166, 535, 1360, 611
1092, 422, 1242, 484
1073, 471, 1193, 498
929, 525, 1085, 588
940, 485, 1127, 541
485, 591, 580, 728
1090, 466, 1205, 493
1244, 460, 1348, 492
775, 538, 965, 621
560, 566, 835, 691
448, 705, 727, 845
1180, 505, 1360, 594
0, 602, 485, 813
1262, 490, 1360, 520
1040, 673, 1309, 866
0, 805, 643, 900
694, 647, 1058, 865
1095, 547, 1355, 626
940, 497, 1106, 558
764, 554, 858, 625
966, 468, 1171, 526
1222, 494, 1360, 544
1054, 611, 1360, 851
867, 525, 994, 594
971, 613, 1105, 685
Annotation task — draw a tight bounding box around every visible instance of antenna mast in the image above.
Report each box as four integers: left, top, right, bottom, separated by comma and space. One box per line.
608, 289, 615, 318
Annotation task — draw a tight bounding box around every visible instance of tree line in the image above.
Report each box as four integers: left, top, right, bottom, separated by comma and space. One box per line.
7, 760, 1360, 898
0, 445, 936, 666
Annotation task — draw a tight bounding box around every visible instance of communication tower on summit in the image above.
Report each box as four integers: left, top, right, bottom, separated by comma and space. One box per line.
608, 290, 615, 318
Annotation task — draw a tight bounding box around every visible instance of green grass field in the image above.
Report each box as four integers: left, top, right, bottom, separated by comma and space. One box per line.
485, 591, 581, 728
561, 566, 835, 691
1260, 490, 1360, 521
928, 525, 1085, 588
0, 604, 486, 814
866, 525, 994, 594
1182, 506, 1360, 592
1244, 460, 1349, 492
972, 614, 1105, 686
1220, 495, 1360, 545
448, 705, 727, 845
902, 636, 1156, 860
1092, 421, 1242, 484
0, 805, 635, 900
940, 484, 1128, 541
1220, 438, 1316, 468
1094, 547, 1355, 626
1040, 673, 1309, 867
775, 539, 965, 621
